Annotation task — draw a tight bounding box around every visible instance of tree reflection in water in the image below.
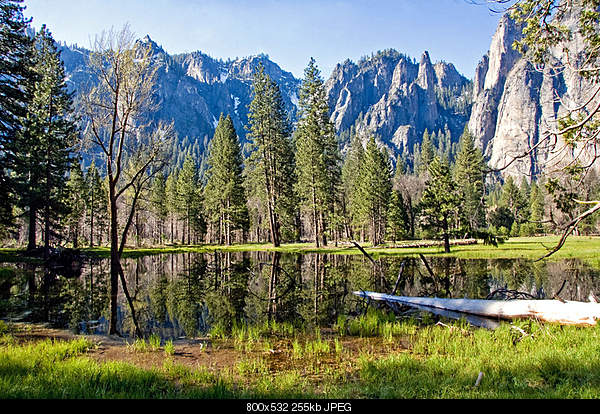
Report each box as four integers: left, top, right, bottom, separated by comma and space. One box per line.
1, 252, 599, 339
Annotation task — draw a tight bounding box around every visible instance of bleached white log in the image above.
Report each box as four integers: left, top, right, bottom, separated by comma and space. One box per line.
354, 291, 600, 326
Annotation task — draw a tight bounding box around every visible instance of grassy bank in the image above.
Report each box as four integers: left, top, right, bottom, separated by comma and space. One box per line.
1, 236, 598, 264
1, 313, 600, 399
83, 235, 600, 267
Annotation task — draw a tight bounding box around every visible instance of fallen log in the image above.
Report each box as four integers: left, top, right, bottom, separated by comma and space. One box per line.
353, 291, 600, 327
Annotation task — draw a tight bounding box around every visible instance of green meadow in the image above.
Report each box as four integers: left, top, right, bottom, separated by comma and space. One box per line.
73, 235, 600, 267
1, 312, 600, 399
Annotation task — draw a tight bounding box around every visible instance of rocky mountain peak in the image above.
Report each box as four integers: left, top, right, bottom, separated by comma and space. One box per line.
482, 14, 523, 92
467, 14, 524, 153
433, 62, 465, 90
417, 51, 436, 90
467, 9, 598, 180
136, 34, 166, 57
325, 48, 471, 159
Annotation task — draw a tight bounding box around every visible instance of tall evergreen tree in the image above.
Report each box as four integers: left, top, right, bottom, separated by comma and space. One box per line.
522, 180, 545, 236
65, 161, 86, 248
453, 129, 486, 234
418, 129, 435, 176
387, 189, 409, 242
204, 114, 248, 245
500, 176, 528, 228
439, 125, 453, 162
177, 154, 199, 245
165, 170, 179, 244
355, 137, 392, 246
341, 132, 365, 240
245, 64, 296, 247
85, 161, 108, 247
419, 157, 462, 253
150, 174, 168, 244
16, 25, 76, 254
294, 58, 341, 247
0, 0, 32, 228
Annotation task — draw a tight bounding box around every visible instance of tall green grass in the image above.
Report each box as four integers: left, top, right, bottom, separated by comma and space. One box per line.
351, 320, 600, 398
344, 308, 418, 339
2, 318, 600, 398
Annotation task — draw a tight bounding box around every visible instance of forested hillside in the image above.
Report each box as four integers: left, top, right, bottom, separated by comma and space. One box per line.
1, 0, 598, 259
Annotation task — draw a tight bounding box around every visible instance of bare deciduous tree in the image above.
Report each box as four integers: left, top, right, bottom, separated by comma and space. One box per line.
79, 24, 173, 336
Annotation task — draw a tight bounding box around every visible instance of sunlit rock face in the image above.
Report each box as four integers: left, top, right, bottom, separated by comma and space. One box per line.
61, 36, 474, 166
325, 49, 471, 156
468, 12, 599, 180
59, 35, 300, 155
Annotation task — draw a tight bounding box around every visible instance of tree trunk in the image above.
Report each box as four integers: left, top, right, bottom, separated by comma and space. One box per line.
187, 209, 190, 245
320, 210, 327, 247
268, 252, 281, 319
313, 208, 319, 248
27, 207, 37, 252
226, 201, 232, 246
267, 197, 280, 247
72, 226, 78, 249
443, 217, 450, 253
354, 291, 600, 327
90, 191, 94, 248
44, 202, 50, 259
108, 184, 119, 335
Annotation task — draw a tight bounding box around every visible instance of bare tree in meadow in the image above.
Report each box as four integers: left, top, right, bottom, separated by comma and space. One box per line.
79, 25, 173, 336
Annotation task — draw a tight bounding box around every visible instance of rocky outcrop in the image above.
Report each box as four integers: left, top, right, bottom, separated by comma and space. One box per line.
60, 36, 300, 154
467, 15, 524, 155
467, 11, 598, 179
325, 49, 471, 155
60, 37, 473, 168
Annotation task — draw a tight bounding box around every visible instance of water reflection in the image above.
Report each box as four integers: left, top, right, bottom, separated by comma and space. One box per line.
1, 252, 599, 338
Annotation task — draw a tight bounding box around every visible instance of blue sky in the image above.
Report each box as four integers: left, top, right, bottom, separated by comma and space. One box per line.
23, 0, 507, 79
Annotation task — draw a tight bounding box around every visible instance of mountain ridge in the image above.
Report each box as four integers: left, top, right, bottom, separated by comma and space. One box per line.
58, 34, 473, 170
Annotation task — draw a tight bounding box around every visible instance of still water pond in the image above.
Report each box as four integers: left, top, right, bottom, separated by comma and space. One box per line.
1, 251, 599, 338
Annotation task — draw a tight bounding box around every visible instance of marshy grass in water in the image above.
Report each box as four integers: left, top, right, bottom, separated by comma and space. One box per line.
2, 316, 600, 398
344, 308, 419, 339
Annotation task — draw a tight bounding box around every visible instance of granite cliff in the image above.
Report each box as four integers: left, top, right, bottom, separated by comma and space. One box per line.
467, 12, 597, 179
325, 49, 472, 156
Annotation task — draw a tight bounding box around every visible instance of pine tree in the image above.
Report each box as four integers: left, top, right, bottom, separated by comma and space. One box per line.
85, 161, 108, 247
16, 25, 76, 254
177, 154, 199, 245
387, 189, 409, 242
341, 132, 365, 240
519, 177, 531, 219
204, 114, 248, 245
355, 137, 392, 246
65, 161, 86, 248
0, 0, 32, 227
453, 129, 486, 234
245, 64, 296, 246
418, 129, 435, 176
439, 125, 453, 162
522, 180, 545, 236
412, 142, 421, 176
500, 176, 527, 226
394, 155, 406, 181
419, 157, 462, 253
150, 174, 168, 244
294, 58, 341, 247
165, 170, 179, 244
